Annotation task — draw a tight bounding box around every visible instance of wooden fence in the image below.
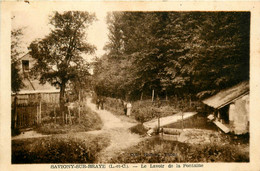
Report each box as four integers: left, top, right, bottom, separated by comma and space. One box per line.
12, 92, 59, 129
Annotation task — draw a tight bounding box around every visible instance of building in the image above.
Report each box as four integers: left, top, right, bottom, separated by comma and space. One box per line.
202, 81, 249, 135
12, 53, 60, 128
12, 53, 60, 105
15, 53, 60, 95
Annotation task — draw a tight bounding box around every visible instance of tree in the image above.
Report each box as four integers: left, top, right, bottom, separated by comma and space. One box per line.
11, 27, 24, 92
69, 62, 92, 101
29, 11, 96, 123
190, 12, 250, 98
93, 12, 136, 99
94, 12, 250, 101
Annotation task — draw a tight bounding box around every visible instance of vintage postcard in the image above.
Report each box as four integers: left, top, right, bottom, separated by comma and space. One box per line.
1, 1, 260, 171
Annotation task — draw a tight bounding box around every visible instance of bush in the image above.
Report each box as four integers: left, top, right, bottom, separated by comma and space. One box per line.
110, 137, 249, 163
103, 97, 205, 124
130, 124, 147, 136
132, 100, 179, 123
12, 134, 110, 163
103, 97, 125, 115
132, 106, 157, 123
36, 106, 103, 135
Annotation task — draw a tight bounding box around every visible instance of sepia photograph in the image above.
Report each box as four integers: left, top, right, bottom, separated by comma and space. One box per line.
1, 1, 260, 171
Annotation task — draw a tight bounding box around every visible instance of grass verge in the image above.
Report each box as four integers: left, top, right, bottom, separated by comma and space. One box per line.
12, 133, 110, 163
109, 137, 249, 163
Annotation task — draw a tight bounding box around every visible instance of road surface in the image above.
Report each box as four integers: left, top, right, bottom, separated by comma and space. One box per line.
86, 98, 143, 163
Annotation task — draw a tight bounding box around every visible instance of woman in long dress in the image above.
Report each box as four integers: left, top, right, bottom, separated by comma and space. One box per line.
126, 102, 132, 116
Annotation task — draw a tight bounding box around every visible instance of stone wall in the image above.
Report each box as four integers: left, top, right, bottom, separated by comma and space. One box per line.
229, 94, 249, 134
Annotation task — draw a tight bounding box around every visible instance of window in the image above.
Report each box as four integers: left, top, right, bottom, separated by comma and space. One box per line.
22, 60, 29, 71
22, 60, 29, 78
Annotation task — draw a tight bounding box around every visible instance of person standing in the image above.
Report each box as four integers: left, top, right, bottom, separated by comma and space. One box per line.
124, 101, 127, 115
96, 97, 100, 110
126, 102, 132, 116
100, 97, 105, 110
121, 99, 127, 115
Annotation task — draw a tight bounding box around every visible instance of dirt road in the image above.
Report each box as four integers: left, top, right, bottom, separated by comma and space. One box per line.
86, 98, 143, 163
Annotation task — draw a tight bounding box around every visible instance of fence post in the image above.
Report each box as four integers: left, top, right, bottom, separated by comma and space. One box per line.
36, 105, 38, 124
78, 105, 81, 123
21, 105, 23, 127
14, 95, 18, 129
54, 105, 56, 124
68, 107, 72, 125
158, 114, 160, 133
37, 93, 42, 125
181, 111, 184, 130
152, 89, 154, 102
39, 94, 42, 124
65, 103, 67, 124
78, 91, 81, 123
65, 112, 68, 124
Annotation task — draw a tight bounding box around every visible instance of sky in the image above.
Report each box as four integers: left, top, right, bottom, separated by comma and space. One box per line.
12, 10, 109, 61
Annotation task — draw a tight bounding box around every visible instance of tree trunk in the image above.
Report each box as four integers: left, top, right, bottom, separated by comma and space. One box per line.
60, 81, 66, 124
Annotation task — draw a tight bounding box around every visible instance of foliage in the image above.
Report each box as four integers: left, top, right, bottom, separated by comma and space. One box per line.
102, 97, 125, 115
12, 134, 109, 163
132, 103, 159, 123
130, 124, 147, 136
28, 11, 96, 122
93, 12, 250, 100
110, 137, 249, 163
36, 106, 103, 135
11, 28, 24, 92
131, 99, 199, 123
103, 97, 203, 123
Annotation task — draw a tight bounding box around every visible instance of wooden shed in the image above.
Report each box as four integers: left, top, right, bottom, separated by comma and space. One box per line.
202, 81, 249, 135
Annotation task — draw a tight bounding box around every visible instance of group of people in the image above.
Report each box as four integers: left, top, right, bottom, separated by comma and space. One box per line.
95, 95, 132, 116
122, 100, 132, 116
96, 97, 105, 110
